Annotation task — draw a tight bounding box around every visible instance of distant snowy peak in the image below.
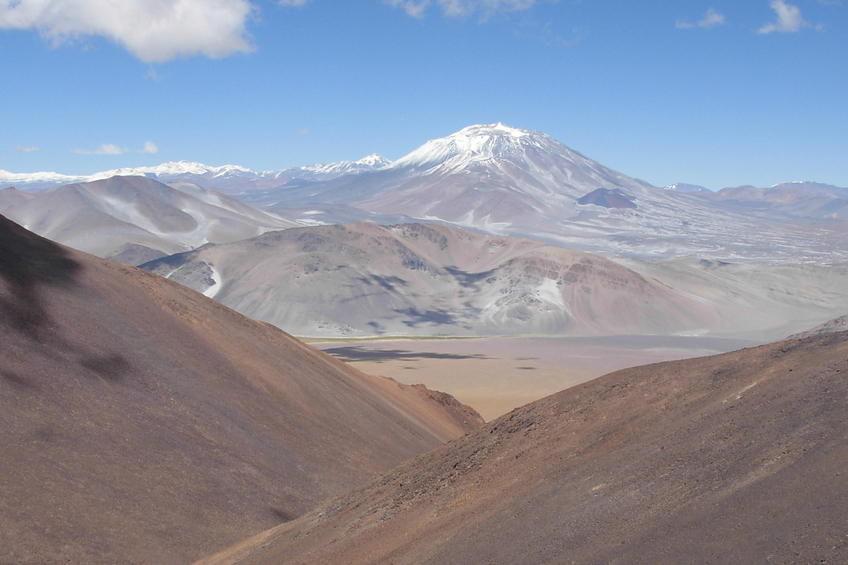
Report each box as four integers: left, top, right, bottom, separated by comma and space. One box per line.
89, 161, 254, 181
664, 183, 712, 195
0, 154, 392, 191
278, 154, 392, 181
355, 153, 392, 168
389, 123, 574, 172
302, 153, 391, 175
0, 169, 85, 187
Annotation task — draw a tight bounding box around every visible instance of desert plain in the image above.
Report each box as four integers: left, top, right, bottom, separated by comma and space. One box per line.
313, 335, 756, 420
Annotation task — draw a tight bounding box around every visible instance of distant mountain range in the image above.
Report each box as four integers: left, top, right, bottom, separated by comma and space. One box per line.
3, 123, 847, 263
0, 154, 392, 192
697, 181, 848, 220
248, 124, 847, 263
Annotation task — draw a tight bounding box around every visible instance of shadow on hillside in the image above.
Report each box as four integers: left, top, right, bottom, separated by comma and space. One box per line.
0, 215, 82, 338
444, 266, 496, 289
323, 346, 491, 364
358, 275, 408, 292
0, 215, 131, 384
395, 307, 456, 327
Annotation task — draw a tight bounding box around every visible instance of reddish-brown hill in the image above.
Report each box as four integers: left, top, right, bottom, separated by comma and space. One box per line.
197, 329, 848, 565
0, 214, 481, 565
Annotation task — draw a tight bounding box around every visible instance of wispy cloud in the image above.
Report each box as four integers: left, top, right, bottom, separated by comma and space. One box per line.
14, 145, 41, 153
0, 0, 256, 63
386, 0, 431, 18
73, 143, 125, 155
388, 0, 538, 19
676, 8, 726, 30
758, 0, 808, 33
539, 23, 583, 48
278, 0, 310, 5
297, 128, 311, 136
141, 141, 159, 154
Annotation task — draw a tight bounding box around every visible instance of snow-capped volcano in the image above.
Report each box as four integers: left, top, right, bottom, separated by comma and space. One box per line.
261, 122, 657, 225
390, 123, 534, 170
388, 123, 650, 196
256, 123, 848, 264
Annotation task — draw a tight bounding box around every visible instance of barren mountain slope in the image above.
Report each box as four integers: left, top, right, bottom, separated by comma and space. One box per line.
143, 222, 848, 339
790, 315, 848, 338
0, 187, 35, 211
0, 215, 481, 565
1, 176, 296, 265
142, 222, 723, 337
197, 329, 848, 565
708, 182, 848, 220
617, 256, 848, 341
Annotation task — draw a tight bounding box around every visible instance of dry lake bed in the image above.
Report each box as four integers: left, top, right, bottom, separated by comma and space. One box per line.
312, 335, 758, 421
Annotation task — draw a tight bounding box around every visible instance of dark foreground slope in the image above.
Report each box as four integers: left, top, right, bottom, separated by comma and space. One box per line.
0, 215, 481, 565
197, 330, 848, 565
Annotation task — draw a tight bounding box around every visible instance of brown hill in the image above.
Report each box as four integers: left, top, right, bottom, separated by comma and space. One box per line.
790, 315, 848, 339
196, 329, 848, 565
142, 222, 848, 340
141, 222, 723, 338
0, 214, 481, 565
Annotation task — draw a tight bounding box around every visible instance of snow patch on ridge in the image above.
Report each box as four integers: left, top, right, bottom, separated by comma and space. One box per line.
537, 278, 565, 310
203, 265, 222, 298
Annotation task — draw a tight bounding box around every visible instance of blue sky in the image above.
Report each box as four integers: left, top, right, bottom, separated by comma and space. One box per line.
1, 0, 846, 190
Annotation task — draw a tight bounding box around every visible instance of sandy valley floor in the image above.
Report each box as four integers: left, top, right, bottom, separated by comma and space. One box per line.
313, 335, 757, 420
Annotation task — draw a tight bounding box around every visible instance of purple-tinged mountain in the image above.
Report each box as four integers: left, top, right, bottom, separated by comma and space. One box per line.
707, 181, 848, 220
140, 222, 848, 340
2, 176, 296, 265
258, 124, 848, 264
0, 187, 35, 211
577, 188, 637, 209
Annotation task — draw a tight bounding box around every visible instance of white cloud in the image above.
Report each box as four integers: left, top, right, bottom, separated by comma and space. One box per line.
141, 141, 159, 154
73, 143, 125, 155
14, 145, 41, 153
0, 0, 256, 63
278, 0, 309, 5
676, 8, 726, 30
386, 0, 430, 18
388, 0, 538, 18
698, 8, 726, 28
758, 0, 808, 33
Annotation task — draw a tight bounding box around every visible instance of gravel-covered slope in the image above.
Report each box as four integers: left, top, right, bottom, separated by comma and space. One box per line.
196, 328, 848, 565
0, 215, 481, 565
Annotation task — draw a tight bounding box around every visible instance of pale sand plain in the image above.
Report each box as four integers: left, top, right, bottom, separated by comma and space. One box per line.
312, 335, 758, 421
